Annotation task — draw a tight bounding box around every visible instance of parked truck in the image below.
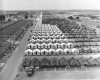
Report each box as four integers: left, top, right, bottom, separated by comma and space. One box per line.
27, 66, 34, 77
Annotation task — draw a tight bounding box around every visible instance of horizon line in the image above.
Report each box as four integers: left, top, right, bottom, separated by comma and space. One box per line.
1, 9, 100, 11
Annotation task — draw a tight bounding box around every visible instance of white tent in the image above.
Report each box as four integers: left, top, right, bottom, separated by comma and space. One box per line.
25, 49, 32, 55
64, 48, 71, 54
61, 43, 67, 48
47, 39, 52, 43
29, 39, 36, 43
66, 42, 74, 48
27, 43, 34, 49
63, 38, 69, 43
41, 43, 48, 49
54, 43, 61, 49
60, 34, 65, 39
48, 43, 54, 49
49, 49, 56, 55
71, 48, 79, 54
52, 39, 57, 43
41, 39, 46, 43
41, 49, 48, 55
56, 49, 63, 55
58, 39, 64, 43
36, 39, 41, 43
31, 35, 35, 38
33, 49, 41, 55
34, 43, 41, 49
91, 47, 100, 53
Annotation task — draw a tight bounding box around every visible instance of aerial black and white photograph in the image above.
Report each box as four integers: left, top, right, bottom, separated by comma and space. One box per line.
0, 0, 100, 80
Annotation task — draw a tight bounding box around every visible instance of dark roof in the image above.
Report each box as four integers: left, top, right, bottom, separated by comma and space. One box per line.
77, 57, 85, 63
50, 58, 59, 66
22, 58, 30, 67
40, 58, 50, 66
81, 59, 89, 65
68, 57, 76, 63
69, 58, 80, 66
30, 58, 40, 66
87, 57, 99, 65
77, 57, 89, 65
59, 57, 69, 66
96, 57, 100, 63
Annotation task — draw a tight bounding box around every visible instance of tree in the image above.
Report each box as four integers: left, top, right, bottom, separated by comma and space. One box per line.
76, 16, 79, 19
25, 13, 28, 19
0, 15, 5, 22
68, 16, 73, 20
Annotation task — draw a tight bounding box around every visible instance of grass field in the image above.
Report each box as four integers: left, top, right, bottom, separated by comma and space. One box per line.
76, 20, 100, 34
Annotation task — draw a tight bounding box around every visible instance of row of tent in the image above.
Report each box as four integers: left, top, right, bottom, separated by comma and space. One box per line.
25, 47, 100, 56
31, 34, 66, 39
27, 42, 74, 49
21, 57, 100, 68
29, 38, 69, 44
28, 38, 100, 49
33, 24, 62, 35
24, 48, 79, 56
42, 18, 97, 39
42, 18, 99, 49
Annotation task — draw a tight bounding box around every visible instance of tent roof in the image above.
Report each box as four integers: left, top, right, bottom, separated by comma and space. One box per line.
49, 49, 55, 52
27, 43, 34, 46
50, 58, 59, 66
56, 49, 63, 52
59, 57, 69, 66
41, 49, 48, 52
33, 49, 40, 52
40, 58, 50, 66
77, 57, 85, 63
64, 48, 70, 51
87, 57, 99, 65
96, 57, 100, 63
69, 59, 80, 66
22, 59, 30, 67
71, 48, 78, 52
25, 49, 32, 53
68, 57, 76, 63
78, 58, 89, 65
67, 42, 73, 45
61, 43, 66, 46
30, 58, 40, 66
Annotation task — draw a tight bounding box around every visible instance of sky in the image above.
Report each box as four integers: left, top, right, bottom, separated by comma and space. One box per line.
1, 0, 100, 10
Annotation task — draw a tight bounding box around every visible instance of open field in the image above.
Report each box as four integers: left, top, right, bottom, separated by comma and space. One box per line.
76, 20, 100, 27
76, 20, 100, 34
15, 69, 100, 80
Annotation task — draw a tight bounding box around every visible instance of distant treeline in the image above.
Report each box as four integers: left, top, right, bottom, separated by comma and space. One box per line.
76, 14, 98, 19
